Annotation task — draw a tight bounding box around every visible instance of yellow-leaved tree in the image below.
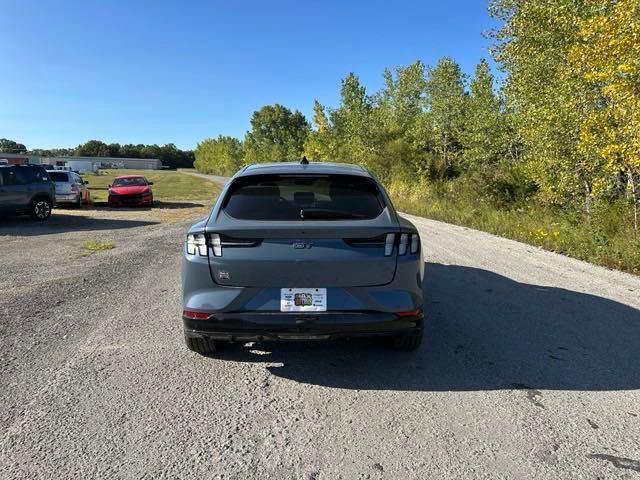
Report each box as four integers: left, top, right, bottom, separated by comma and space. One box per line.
489, 0, 608, 214
571, 0, 640, 233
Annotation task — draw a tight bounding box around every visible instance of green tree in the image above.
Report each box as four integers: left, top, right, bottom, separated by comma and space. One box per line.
119, 144, 144, 158
74, 140, 111, 157
329, 73, 383, 172
27, 147, 73, 157
243, 104, 309, 163
425, 58, 467, 178
304, 100, 338, 160
0, 138, 27, 153
195, 136, 244, 175
140, 144, 162, 159
378, 61, 426, 133
462, 59, 507, 169
376, 61, 431, 180
72, 140, 193, 168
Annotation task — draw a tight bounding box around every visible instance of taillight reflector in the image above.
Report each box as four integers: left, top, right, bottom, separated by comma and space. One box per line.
183, 310, 212, 320
395, 308, 423, 317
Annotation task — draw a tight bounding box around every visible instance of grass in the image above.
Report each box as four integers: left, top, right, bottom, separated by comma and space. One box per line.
388, 179, 640, 276
81, 169, 220, 203
81, 239, 115, 256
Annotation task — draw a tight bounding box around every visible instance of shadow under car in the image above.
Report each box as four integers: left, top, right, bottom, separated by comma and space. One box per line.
210, 262, 640, 392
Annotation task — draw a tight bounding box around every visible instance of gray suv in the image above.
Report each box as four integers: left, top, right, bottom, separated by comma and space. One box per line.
182, 161, 424, 354
0, 165, 55, 220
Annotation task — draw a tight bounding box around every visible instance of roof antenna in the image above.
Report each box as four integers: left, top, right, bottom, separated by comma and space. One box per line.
300, 156, 309, 165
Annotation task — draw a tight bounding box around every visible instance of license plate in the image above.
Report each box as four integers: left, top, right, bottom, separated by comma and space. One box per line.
280, 288, 327, 312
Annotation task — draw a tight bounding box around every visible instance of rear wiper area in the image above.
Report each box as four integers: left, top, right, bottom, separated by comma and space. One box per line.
300, 208, 368, 220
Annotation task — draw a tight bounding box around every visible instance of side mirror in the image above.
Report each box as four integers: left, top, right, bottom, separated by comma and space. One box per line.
108, 184, 112, 188
148, 181, 154, 185
84, 180, 89, 185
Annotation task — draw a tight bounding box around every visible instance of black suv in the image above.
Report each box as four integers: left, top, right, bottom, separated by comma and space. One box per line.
0, 165, 56, 220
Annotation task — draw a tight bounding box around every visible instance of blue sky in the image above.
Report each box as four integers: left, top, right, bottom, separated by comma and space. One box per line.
0, 0, 500, 150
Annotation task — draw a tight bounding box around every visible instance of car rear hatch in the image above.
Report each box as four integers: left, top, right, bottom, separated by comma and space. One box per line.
206, 173, 400, 288
47, 172, 72, 194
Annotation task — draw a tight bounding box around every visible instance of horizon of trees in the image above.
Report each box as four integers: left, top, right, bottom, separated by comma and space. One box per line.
195, 57, 521, 191
0, 139, 195, 169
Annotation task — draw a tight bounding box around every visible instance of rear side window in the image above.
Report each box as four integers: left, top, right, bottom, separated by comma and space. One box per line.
48, 171, 69, 182
25, 166, 50, 183
1, 167, 28, 185
223, 174, 385, 221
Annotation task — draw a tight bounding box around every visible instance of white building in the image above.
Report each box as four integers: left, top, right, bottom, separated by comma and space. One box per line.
0, 153, 163, 170
40, 156, 163, 170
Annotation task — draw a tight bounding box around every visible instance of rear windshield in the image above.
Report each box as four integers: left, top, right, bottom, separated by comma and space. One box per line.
223, 174, 385, 221
113, 177, 147, 186
48, 171, 69, 182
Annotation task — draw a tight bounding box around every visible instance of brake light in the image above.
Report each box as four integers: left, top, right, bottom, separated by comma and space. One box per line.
183, 310, 212, 320
396, 308, 423, 317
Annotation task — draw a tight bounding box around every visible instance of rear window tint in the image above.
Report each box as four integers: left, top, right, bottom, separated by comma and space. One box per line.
223, 174, 385, 221
48, 171, 69, 182
26, 167, 50, 183
1, 167, 28, 185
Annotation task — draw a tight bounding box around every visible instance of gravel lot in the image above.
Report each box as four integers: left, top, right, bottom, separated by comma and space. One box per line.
1, 191, 639, 479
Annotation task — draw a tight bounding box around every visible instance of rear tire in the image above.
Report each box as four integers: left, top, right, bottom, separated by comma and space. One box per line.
30, 197, 52, 220
389, 328, 423, 351
185, 335, 218, 355
75, 195, 82, 208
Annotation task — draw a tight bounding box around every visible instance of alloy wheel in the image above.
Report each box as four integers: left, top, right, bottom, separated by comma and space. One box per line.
34, 200, 51, 219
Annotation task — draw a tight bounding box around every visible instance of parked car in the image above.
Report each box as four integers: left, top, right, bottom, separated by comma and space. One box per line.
47, 170, 90, 207
0, 164, 56, 220
107, 175, 154, 207
181, 160, 425, 355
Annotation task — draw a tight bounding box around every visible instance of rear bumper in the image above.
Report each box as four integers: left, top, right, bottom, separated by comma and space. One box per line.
108, 195, 153, 207
55, 193, 79, 203
183, 311, 423, 342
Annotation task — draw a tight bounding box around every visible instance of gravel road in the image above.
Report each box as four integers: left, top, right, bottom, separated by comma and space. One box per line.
1, 184, 639, 479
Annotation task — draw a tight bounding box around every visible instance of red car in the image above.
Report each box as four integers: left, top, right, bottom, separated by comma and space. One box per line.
107, 175, 154, 207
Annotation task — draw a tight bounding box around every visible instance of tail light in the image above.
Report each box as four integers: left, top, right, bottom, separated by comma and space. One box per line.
344, 234, 386, 247
384, 233, 395, 256
187, 233, 261, 257
410, 233, 420, 254
346, 233, 420, 257
210, 233, 222, 257
388, 232, 420, 256
398, 234, 409, 255
70, 184, 79, 193
187, 233, 208, 256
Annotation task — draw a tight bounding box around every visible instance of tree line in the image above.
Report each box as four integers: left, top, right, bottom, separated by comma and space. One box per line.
195, 0, 639, 235
195, 58, 522, 199
0, 138, 194, 169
